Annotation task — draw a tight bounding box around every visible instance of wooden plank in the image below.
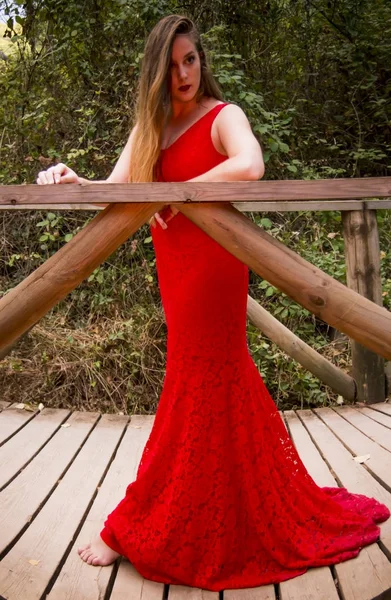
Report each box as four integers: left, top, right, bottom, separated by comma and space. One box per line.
3, 200, 391, 212
0, 408, 70, 489
168, 585, 218, 599
247, 297, 356, 401
236, 201, 366, 212
0, 411, 99, 554
313, 407, 391, 491
0, 204, 105, 211
365, 200, 391, 210
279, 567, 339, 600
281, 412, 339, 599
297, 409, 391, 513
48, 415, 154, 600
333, 544, 391, 600
296, 409, 391, 599
0, 401, 10, 411
225, 585, 275, 599
0, 403, 38, 445
366, 402, 391, 417
0, 201, 368, 212
355, 405, 391, 429
284, 411, 337, 487
298, 410, 391, 550
110, 560, 164, 600
1, 178, 390, 206
342, 209, 385, 403
0, 414, 128, 600
333, 406, 391, 452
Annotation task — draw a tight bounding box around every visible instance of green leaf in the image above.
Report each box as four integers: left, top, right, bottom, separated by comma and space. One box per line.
260, 218, 273, 229
279, 142, 290, 153
266, 287, 275, 297
144, 236, 152, 244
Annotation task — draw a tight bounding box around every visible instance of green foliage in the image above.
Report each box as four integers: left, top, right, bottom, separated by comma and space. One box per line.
0, 0, 390, 411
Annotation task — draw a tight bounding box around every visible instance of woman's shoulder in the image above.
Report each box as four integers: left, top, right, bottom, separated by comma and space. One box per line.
214, 101, 246, 116
212, 102, 250, 128
202, 98, 247, 120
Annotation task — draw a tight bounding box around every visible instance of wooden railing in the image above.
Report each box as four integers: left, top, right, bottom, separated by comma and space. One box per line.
0, 178, 390, 404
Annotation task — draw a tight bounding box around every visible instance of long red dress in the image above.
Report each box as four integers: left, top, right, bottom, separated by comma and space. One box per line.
100, 102, 390, 591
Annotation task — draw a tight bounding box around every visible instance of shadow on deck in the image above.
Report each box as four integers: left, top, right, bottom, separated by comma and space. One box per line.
0, 400, 391, 600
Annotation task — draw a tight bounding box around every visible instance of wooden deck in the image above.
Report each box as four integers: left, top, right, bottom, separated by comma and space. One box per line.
0, 400, 391, 600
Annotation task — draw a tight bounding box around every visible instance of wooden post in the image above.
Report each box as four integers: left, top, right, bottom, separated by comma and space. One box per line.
177, 202, 391, 360
342, 209, 385, 403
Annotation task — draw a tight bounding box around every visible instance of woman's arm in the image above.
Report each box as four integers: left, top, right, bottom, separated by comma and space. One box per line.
163, 105, 264, 225
36, 127, 136, 186
189, 104, 264, 183
36, 127, 137, 207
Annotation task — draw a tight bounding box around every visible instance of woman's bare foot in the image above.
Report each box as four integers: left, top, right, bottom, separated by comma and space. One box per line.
77, 536, 120, 566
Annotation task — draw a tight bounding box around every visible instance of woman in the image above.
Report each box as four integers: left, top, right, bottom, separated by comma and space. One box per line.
37, 14, 389, 592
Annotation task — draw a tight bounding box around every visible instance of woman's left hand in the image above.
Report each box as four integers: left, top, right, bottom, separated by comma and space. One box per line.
149, 205, 179, 229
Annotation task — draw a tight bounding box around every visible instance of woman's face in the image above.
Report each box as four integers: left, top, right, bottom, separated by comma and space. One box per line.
169, 35, 202, 104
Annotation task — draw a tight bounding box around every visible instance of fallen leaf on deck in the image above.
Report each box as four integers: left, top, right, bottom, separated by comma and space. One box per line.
15, 403, 25, 409
28, 559, 40, 566
336, 396, 344, 405
38, 403, 44, 411
353, 454, 370, 463
61, 423, 71, 428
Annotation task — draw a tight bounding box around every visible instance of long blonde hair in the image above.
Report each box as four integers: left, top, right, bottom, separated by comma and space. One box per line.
129, 15, 223, 183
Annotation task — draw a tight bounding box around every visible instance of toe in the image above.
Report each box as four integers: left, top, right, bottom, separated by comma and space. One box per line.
78, 543, 90, 555
87, 553, 96, 565
81, 549, 92, 562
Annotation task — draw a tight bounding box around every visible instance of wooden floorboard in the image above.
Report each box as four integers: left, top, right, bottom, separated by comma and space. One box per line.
0, 403, 38, 445
0, 408, 70, 490
0, 403, 390, 600
47, 415, 155, 600
333, 406, 391, 453
0, 411, 99, 555
365, 402, 391, 417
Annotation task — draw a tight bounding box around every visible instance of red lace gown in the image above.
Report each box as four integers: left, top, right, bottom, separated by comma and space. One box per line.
100, 102, 390, 591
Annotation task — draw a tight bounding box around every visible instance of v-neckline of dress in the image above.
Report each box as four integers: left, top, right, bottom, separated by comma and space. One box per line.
161, 102, 227, 151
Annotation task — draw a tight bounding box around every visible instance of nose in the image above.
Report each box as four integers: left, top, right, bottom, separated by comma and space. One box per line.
178, 64, 188, 81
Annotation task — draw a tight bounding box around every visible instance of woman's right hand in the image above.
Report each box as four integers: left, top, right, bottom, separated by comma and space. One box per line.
36, 163, 80, 185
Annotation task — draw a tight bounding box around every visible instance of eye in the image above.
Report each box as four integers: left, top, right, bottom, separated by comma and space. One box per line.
186, 55, 195, 64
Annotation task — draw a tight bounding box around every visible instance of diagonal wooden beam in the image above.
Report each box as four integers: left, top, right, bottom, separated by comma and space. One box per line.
0, 202, 163, 351
247, 295, 356, 401
178, 203, 391, 360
